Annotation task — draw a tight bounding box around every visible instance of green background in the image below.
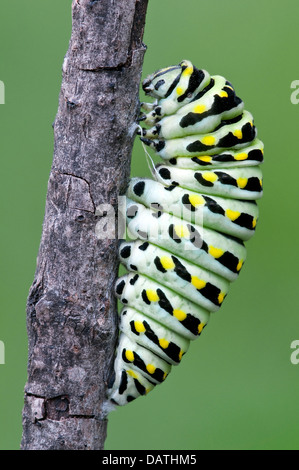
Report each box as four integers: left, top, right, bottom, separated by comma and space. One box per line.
0, 0, 298, 450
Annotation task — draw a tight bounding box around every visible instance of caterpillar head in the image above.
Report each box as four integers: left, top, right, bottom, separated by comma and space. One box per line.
142, 60, 193, 99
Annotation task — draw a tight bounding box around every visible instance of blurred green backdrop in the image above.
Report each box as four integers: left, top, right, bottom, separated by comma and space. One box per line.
0, 0, 298, 450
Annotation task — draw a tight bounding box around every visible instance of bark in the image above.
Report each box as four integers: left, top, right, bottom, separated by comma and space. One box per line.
21, 0, 148, 450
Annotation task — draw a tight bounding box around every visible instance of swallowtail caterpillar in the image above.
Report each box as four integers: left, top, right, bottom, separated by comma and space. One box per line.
107, 60, 263, 407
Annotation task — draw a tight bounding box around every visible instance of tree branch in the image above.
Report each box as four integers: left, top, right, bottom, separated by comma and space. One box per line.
21, 0, 148, 451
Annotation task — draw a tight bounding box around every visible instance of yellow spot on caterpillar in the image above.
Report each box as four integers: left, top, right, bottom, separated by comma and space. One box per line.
252, 218, 257, 228
201, 135, 216, 146
202, 172, 218, 183
218, 292, 225, 304
176, 86, 183, 95
225, 209, 241, 221
146, 289, 159, 302
173, 309, 187, 321
160, 256, 175, 270
127, 370, 138, 379
179, 350, 184, 361
134, 321, 146, 333
209, 246, 224, 258
235, 152, 248, 161
163, 372, 168, 380
219, 90, 228, 98
236, 259, 243, 271
146, 364, 156, 374
193, 104, 206, 114
159, 338, 169, 349
237, 177, 248, 189
261, 147, 264, 154
191, 276, 206, 290
188, 194, 205, 207
249, 120, 253, 126
199, 156, 212, 163
125, 350, 134, 362
174, 224, 190, 238
146, 388, 151, 394
198, 322, 205, 334
233, 129, 243, 139
259, 179, 263, 187
182, 66, 193, 76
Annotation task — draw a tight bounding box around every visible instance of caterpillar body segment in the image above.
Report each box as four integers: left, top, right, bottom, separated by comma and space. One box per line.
155, 164, 263, 200
141, 110, 256, 160
125, 199, 247, 282
141, 75, 244, 140
127, 178, 259, 241
115, 272, 210, 341
107, 60, 263, 407
118, 306, 191, 366
119, 239, 230, 312
166, 138, 264, 170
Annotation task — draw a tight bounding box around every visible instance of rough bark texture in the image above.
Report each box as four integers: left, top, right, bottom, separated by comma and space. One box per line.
21, 0, 148, 450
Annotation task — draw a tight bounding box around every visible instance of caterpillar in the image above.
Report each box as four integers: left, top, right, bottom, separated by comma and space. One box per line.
107, 60, 263, 407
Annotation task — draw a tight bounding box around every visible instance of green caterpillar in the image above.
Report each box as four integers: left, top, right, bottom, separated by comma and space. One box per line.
107, 60, 263, 406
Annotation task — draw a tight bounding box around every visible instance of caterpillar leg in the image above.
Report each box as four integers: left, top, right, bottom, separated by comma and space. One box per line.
140, 101, 157, 112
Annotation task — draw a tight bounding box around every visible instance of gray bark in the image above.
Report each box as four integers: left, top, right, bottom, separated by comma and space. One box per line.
21, 0, 148, 450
